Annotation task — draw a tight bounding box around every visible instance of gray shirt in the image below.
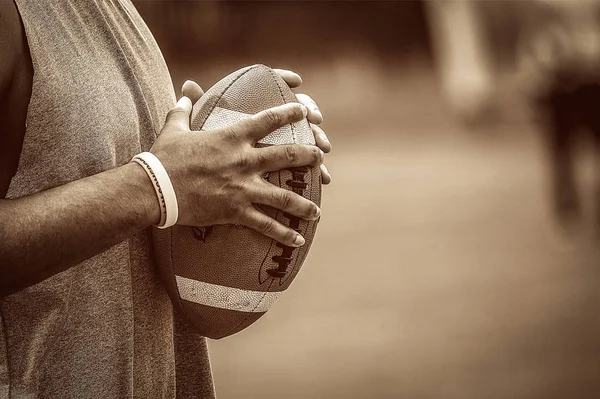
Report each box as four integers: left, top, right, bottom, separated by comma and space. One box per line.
1, 1, 214, 397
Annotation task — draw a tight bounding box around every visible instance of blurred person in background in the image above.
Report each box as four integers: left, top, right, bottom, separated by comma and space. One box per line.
428, 0, 600, 234
516, 0, 600, 232
0, 1, 331, 397
426, 0, 495, 124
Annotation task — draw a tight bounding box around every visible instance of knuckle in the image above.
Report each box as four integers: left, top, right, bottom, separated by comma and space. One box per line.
284, 145, 298, 164
234, 152, 251, 170
308, 202, 319, 218
228, 118, 257, 141
220, 126, 242, 142
259, 218, 276, 235
254, 151, 267, 169
276, 190, 292, 209
166, 107, 185, 120
230, 204, 247, 220
312, 147, 323, 164
263, 109, 281, 126
295, 104, 305, 119
220, 126, 236, 138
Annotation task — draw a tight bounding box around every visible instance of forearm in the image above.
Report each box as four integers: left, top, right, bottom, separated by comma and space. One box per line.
0, 162, 160, 297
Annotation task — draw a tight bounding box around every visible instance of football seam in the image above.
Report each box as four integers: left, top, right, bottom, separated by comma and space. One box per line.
200, 64, 260, 130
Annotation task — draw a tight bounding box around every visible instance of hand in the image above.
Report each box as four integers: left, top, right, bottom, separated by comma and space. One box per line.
150, 82, 324, 247
273, 69, 332, 184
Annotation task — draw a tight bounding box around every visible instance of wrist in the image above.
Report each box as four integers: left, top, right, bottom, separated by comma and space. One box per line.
130, 152, 179, 229
123, 162, 162, 227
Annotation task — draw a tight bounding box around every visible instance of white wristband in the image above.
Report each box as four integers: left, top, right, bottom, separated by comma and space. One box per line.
131, 152, 179, 229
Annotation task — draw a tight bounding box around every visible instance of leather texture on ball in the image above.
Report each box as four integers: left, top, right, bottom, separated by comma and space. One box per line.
152, 65, 322, 339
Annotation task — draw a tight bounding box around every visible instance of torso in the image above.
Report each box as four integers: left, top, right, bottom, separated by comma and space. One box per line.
0, 1, 213, 397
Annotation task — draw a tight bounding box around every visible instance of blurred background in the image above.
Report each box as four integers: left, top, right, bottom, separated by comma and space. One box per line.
135, 1, 600, 398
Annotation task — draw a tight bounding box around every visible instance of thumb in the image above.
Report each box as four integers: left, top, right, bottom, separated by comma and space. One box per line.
181, 80, 204, 105
164, 96, 193, 132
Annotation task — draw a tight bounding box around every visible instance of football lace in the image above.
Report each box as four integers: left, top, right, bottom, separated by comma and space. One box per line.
267, 166, 310, 278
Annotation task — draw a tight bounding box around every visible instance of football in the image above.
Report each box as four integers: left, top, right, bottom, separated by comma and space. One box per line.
152, 65, 322, 339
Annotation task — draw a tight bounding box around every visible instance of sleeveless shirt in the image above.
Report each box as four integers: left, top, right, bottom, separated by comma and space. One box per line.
0, 1, 214, 397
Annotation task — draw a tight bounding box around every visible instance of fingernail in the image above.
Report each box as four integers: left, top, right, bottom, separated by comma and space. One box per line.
314, 107, 323, 121
177, 96, 192, 108
300, 105, 308, 118
315, 206, 321, 218
181, 80, 193, 95
293, 234, 305, 247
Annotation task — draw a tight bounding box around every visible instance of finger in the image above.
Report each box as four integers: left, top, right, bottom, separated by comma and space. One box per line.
311, 124, 331, 153
320, 164, 332, 185
241, 207, 306, 247
252, 144, 324, 172
250, 181, 321, 221
296, 93, 323, 124
181, 80, 204, 105
234, 103, 308, 142
273, 68, 302, 88
164, 96, 193, 132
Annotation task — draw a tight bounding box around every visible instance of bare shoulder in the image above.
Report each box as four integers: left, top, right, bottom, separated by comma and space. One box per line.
0, 0, 33, 198
0, 1, 26, 89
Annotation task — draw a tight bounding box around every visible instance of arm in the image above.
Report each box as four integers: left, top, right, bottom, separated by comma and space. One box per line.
0, 163, 160, 297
